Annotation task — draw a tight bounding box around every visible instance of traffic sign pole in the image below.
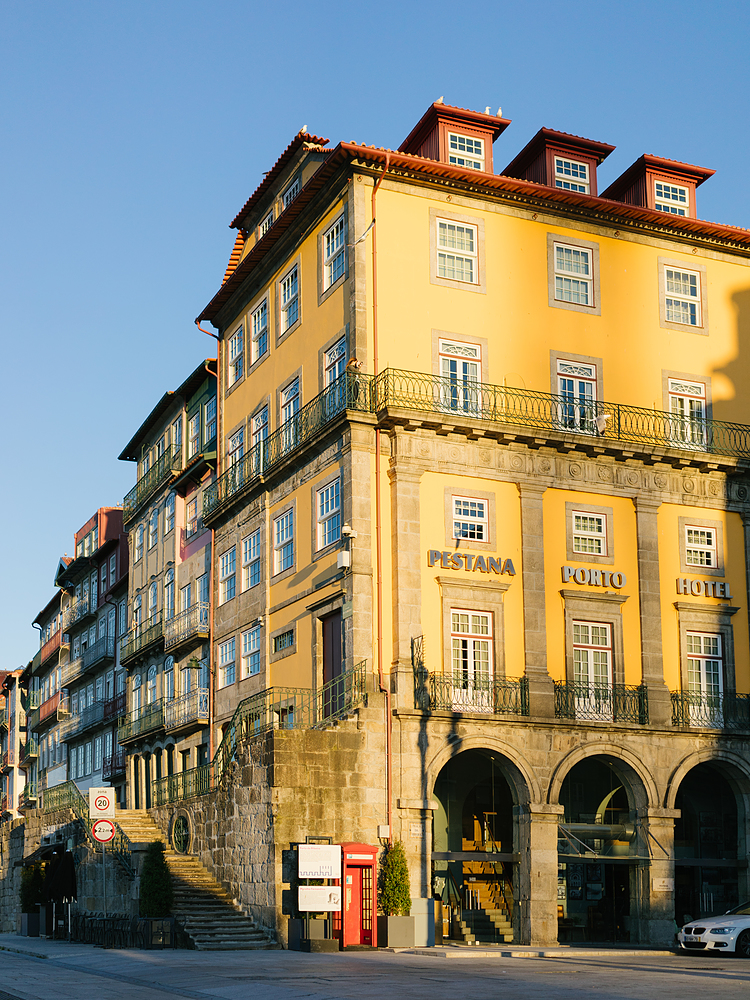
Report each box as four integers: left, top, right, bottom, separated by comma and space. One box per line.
102, 840, 106, 919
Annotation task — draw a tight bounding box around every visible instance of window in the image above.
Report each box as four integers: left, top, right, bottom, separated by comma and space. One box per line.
451, 611, 492, 709
274, 629, 294, 652
280, 265, 299, 332
687, 633, 723, 723
148, 582, 158, 621
186, 497, 198, 537
273, 509, 294, 574
241, 626, 261, 677
242, 529, 261, 590
119, 599, 127, 636
100, 564, 107, 595
317, 479, 341, 549
669, 378, 706, 446
437, 218, 477, 283
439, 339, 480, 414
665, 268, 700, 326
94, 736, 103, 773
554, 243, 592, 305
448, 133, 484, 171
85, 742, 92, 776
227, 428, 244, 467
228, 326, 244, 386
259, 210, 273, 237
218, 638, 236, 687
252, 405, 269, 448
557, 359, 597, 433
655, 181, 688, 215
148, 509, 158, 549
133, 595, 142, 631
197, 573, 209, 606
135, 524, 144, 562
554, 157, 589, 193
572, 511, 606, 556
219, 547, 236, 604
323, 215, 346, 288
171, 416, 182, 453
204, 398, 216, 443
132, 673, 142, 713
283, 178, 300, 208
164, 569, 175, 621
109, 553, 116, 583
251, 300, 268, 363
573, 621, 612, 688
188, 413, 200, 459
180, 583, 191, 612
165, 492, 175, 534
685, 526, 717, 568
147, 664, 157, 704
324, 338, 347, 386
281, 379, 300, 452
453, 497, 487, 542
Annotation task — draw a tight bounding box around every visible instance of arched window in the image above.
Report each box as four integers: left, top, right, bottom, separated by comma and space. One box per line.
133, 673, 142, 713
135, 524, 144, 561
164, 656, 174, 700
147, 664, 157, 704
148, 581, 158, 620
165, 492, 176, 534
164, 569, 174, 621
133, 594, 142, 630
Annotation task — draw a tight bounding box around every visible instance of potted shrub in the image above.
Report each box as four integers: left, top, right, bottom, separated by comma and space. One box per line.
20, 862, 45, 937
379, 841, 414, 947
139, 841, 174, 948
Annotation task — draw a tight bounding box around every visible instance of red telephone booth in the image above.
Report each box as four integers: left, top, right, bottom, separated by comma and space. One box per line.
336, 843, 379, 948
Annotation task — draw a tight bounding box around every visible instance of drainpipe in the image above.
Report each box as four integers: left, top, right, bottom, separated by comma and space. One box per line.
371, 153, 391, 842
196, 322, 220, 768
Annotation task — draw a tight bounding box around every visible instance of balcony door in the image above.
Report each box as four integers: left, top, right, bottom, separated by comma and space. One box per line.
687, 632, 723, 726
558, 360, 596, 433
668, 379, 706, 449
572, 621, 612, 720
322, 611, 343, 719
451, 610, 492, 713
439, 340, 481, 416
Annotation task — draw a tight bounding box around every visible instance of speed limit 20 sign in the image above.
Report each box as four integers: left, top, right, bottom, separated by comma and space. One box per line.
89, 787, 115, 819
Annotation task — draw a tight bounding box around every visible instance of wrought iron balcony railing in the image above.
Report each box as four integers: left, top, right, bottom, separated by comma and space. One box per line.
22, 690, 40, 713
19, 782, 37, 808
19, 737, 39, 767
554, 682, 649, 724
153, 660, 368, 806
59, 701, 106, 741
1, 749, 15, 770
671, 690, 750, 730
42, 780, 134, 876
61, 657, 85, 688
104, 691, 126, 722
118, 699, 165, 743
103, 748, 126, 780
83, 635, 116, 671
164, 688, 209, 731
0, 794, 8, 813
203, 371, 373, 519
120, 611, 163, 664
63, 595, 94, 630
40, 629, 62, 664
123, 444, 181, 524
413, 667, 529, 716
30, 692, 62, 732
0, 707, 5, 727
163, 603, 210, 651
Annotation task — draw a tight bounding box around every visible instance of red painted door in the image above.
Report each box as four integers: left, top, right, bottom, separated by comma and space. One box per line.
346, 867, 362, 945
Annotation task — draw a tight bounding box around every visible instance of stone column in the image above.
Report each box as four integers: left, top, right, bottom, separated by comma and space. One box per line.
639, 808, 679, 945
518, 484, 555, 718
515, 802, 563, 945
634, 498, 671, 727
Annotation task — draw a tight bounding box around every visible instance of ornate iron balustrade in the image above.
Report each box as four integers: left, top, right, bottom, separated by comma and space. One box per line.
164, 688, 209, 731
203, 371, 374, 519
22, 690, 40, 713
118, 699, 165, 743
0, 794, 7, 812
671, 690, 750, 730
163, 603, 210, 651
372, 369, 750, 460
104, 691, 126, 722
19, 781, 37, 808
103, 749, 126, 780
19, 737, 39, 766
59, 701, 106, 741
120, 611, 163, 664
40, 629, 62, 664
1, 749, 15, 770
153, 661, 368, 806
63, 595, 93, 630
31, 692, 62, 731
61, 657, 85, 688
123, 445, 181, 524
42, 780, 134, 876
554, 682, 649, 724
83, 635, 116, 671
413, 668, 529, 716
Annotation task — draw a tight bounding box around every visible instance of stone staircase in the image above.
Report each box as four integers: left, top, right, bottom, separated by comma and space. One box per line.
458, 907, 514, 944
116, 809, 276, 950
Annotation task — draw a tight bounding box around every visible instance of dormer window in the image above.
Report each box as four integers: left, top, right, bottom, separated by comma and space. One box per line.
554, 157, 590, 193
448, 133, 484, 171
283, 178, 300, 209
655, 181, 688, 215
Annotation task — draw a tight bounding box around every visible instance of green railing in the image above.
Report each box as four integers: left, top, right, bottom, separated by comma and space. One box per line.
153, 660, 368, 806
120, 611, 163, 664
118, 699, 165, 743
42, 780, 134, 877
671, 690, 750, 730
554, 682, 649, 724
372, 369, 750, 459
123, 444, 181, 524
22, 690, 40, 713
413, 667, 529, 716
19, 736, 39, 766
203, 371, 374, 519
19, 781, 37, 807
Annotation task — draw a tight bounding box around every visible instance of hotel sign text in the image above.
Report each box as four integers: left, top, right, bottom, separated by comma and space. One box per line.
562, 565, 627, 588
427, 550, 516, 575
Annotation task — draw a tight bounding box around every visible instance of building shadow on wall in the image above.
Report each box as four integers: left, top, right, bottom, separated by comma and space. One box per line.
709, 287, 750, 425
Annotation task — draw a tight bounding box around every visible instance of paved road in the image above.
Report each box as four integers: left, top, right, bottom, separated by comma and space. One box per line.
1, 938, 749, 1000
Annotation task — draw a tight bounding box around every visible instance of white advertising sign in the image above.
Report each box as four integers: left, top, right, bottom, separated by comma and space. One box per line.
298, 844, 341, 879
652, 878, 675, 893
298, 885, 342, 912
89, 787, 116, 819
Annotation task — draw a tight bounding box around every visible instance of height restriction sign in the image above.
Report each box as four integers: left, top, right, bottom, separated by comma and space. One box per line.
91, 819, 116, 844
89, 787, 115, 819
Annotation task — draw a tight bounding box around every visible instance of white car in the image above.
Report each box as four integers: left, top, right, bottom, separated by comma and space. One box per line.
678, 904, 750, 956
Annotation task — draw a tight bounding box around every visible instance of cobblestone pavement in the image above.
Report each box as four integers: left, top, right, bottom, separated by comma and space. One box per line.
1, 937, 750, 1000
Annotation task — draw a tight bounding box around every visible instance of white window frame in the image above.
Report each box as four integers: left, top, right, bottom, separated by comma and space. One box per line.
554, 242, 593, 306
450, 610, 493, 712
686, 632, 723, 725
572, 620, 613, 720
572, 511, 607, 557
164, 569, 175, 621
148, 509, 158, 549
228, 325, 244, 386
241, 626, 261, 678
281, 379, 300, 452
204, 397, 216, 443
655, 181, 689, 216
219, 547, 236, 604
436, 218, 478, 284
148, 582, 158, 620
252, 405, 269, 447
665, 267, 701, 326
554, 157, 590, 193
188, 413, 200, 459
165, 492, 175, 534
324, 337, 347, 386
280, 265, 299, 332
317, 478, 341, 550
227, 428, 244, 467
135, 524, 144, 562
273, 509, 294, 575
283, 178, 300, 208
685, 525, 717, 568
251, 299, 268, 363
669, 378, 707, 447
323, 215, 346, 289
242, 529, 261, 590
452, 496, 488, 542
218, 638, 236, 688
557, 359, 597, 433
438, 339, 481, 415
171, 416, 182, 453
447, 132, 484, 171
185, 497, 198, 538
259, 210, 273, 237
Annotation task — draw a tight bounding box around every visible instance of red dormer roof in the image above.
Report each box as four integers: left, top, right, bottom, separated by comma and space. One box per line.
601, 154, 715, 219
399, 101, 511, 174
502, 127, 615, 195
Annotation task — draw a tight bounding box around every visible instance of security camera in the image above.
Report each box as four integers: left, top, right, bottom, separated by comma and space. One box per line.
341, 523, 357, 539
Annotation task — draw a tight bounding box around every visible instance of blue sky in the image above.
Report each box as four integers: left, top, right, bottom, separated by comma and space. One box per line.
1, 0, 748, 667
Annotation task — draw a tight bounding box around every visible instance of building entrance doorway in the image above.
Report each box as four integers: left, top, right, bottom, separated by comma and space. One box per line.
432, 749, 517, 943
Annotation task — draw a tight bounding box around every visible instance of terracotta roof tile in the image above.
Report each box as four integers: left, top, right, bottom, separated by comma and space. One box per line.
222, 230, 245, 285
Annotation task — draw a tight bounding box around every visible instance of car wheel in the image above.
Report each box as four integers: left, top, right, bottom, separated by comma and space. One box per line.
735, 930, 750, 958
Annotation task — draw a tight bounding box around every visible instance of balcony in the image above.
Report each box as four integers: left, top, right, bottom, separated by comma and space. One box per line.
0, 794, 8, 813
164, 688, 209, 732
103, 749, 127, 781
59, 701, 106, 741
18, 782, 37, 809
123, 444, 181, 525
671, 690, 750, 730
0, 707, 5, 728
164, 603, 210, 652
1, 748, 15, 771
19, 737, 39, 768
83, 635, 116, 672
413, 668, 529, 716
104, 691, 126, 722
554, 682, 649, 724
40, 629, 62, 665
120, 612, 163, 665
118, 700, 164, 743
22, 690, 40, 714
63, 595, 95, 630
61, 657, 85, 688
30, 692, 62, 732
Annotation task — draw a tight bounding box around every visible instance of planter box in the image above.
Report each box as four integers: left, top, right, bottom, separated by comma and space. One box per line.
386, 899, 435, 948
20, 912, 40, 937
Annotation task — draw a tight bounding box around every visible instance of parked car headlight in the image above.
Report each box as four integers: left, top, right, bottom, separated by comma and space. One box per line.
709, 927, 736, 935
